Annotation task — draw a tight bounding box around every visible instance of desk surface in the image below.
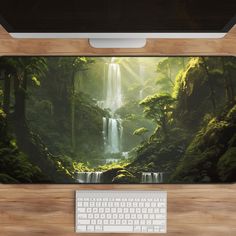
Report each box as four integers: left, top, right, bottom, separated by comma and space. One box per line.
0, 25, 236, 236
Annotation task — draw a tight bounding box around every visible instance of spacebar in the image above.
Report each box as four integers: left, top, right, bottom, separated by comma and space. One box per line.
103, 226, 133, 232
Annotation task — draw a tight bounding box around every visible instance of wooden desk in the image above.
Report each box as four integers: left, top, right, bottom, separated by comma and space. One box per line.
0, 25, 236, 236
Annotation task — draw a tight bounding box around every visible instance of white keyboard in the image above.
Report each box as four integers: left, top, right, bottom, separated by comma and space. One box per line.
75, 190, 167, 233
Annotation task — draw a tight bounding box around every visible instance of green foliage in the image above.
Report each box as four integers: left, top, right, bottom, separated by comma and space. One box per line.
133, 127, 149, 136
112, 170, 137, 183
217, 148, 236, 181
31, 76, 41, 86
140, 93, 175, 138
0, 108, 6, 118
73, 162, 93, 172
171, 104, 236, 183
0, 112, 44, 183
156, 57, 190, 92
116, 100, 155, 150
0, 150, 42, 183
172, 57, 200, 98
140, 93, 175, 121
172, 57, 228, 129
97, 160, 130, 172
0, 174, 19, 183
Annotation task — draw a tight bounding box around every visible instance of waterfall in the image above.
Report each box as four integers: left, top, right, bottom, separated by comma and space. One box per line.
102, 58, 123, 155
122, 152, 129, 159
139, 89, 144, 100
104, 60, 122, 112
103, 117, 122, 153
139, 64, 145, 100
106, 158, 119, 164
77, 172, 103, 183
141, 172, 164, 183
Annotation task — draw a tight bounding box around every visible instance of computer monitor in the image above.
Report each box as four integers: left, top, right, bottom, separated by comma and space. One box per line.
0, 56, 236, 184
1, 1, 236, 47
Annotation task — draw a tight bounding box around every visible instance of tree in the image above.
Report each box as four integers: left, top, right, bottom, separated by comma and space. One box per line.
140, 93, 175, 139
70, 57, 94, 151
0, 58, 17, 117
200, 57, 216, 113
133, 127, 149, 141
221, 57, 235, 104
14, 58, 47, 125
156, 58, 190, 92
54, 57, 94, 151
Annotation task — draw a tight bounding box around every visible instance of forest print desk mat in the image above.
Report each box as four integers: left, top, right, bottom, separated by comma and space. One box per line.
0, 56, 235, 184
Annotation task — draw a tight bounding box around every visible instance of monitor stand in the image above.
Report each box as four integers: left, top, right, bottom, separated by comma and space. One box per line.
89, 38, 147, 48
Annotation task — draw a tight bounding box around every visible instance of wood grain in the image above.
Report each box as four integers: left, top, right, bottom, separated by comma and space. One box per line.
0, 25, 236, 236
0, 185, 235, 236
1, 25, 236, 56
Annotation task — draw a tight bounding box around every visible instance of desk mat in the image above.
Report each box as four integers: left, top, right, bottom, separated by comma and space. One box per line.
0, 56, 235, 184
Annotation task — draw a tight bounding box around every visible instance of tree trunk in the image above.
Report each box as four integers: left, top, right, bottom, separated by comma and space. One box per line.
229, 76, 235, 103
201, 57, 216, 113
161, 114, 168, 140
3, 72, 10, 116
225, 59, 235, 103
221, 58, 233, 104
14, 72, 27, 124
71, 70, 76, 152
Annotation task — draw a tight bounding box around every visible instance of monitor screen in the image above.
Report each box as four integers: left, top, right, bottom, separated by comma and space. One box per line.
0, 56, 236, 184
0, 0, 236, 33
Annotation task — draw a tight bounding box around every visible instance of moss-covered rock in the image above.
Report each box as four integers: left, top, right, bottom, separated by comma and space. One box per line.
112, 170, 137, 183
171, 105, 236, 183
217, 148, 236, 181
173, 57, 225, 129
102, 168, 123, 183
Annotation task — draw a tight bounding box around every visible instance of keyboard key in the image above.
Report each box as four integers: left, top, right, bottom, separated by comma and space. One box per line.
77, 208, 86, 213
134, 226, 141, 232
87, 225, 94, 232
122, 219, 127, 224
128, 220, 133, 225
147, 227, 154, 232
103, 226, 134, 232
116, 220, 121, 224
160, 208, 166, 213
109, 220, 115, 224
95, 226, 103, 231
79, 220, 90, 225
104, 219, 108, 224
142, 226, 148, 232
134, 220, 139, 225
77, 214, 87, 219
77, 225, 86, 232
91, 219, 96, 224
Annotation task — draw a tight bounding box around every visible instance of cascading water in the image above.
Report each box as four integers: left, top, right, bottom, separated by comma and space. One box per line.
102, 58, 123, 155
122, 152, 129, 159
104, 60, 122, 112
139, 64, 145, 100
141, 172, 164, 183
139, 90, 144, 100
105, 159, 119, 164
103, 117, 122, 153
83, 58, 126, 184
77, 172, 103, 183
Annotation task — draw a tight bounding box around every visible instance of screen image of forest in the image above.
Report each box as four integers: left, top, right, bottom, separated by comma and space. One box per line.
0, 56, 236, 184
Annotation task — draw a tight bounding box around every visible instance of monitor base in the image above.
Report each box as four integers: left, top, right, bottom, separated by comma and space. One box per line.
89, 38, 147, 48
